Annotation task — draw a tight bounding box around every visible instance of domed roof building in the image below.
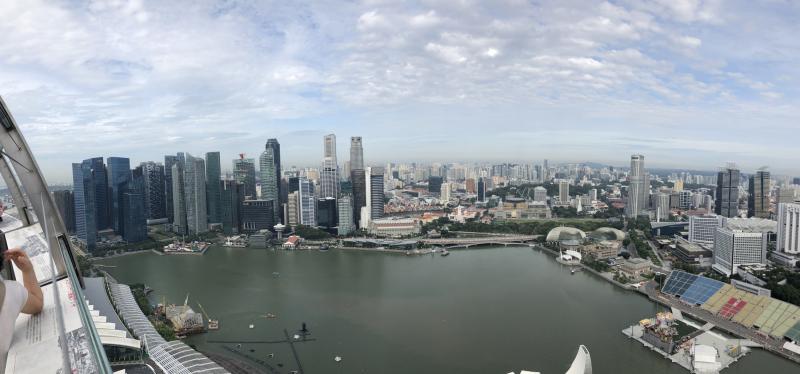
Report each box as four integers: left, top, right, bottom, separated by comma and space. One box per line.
546, 227, 587, 242
591, 227, 626, 241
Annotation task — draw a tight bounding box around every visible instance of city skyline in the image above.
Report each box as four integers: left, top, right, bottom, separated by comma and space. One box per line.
1, 1, 800, 182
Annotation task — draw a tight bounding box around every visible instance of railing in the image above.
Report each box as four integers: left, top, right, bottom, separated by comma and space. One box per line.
0, 96, 113, 374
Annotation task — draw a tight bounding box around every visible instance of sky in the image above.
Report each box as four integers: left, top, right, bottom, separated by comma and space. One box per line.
1, 0, 799, 184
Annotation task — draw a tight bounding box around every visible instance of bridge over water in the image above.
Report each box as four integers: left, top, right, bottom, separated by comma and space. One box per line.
421, 235, 539, 249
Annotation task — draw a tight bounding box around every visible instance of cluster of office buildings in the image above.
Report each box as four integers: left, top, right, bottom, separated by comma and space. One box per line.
61, 135, 392, 252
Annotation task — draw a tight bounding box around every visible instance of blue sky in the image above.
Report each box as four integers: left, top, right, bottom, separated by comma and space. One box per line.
1, 0, 799, 183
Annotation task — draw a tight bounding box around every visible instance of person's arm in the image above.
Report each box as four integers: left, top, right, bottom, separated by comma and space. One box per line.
4, 248, 43, 314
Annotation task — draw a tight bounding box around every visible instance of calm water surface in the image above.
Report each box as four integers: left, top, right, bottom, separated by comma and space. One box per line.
98, 246, 799, 374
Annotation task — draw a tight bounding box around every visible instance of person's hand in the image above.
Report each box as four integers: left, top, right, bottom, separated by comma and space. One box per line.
4, 248, 33, 273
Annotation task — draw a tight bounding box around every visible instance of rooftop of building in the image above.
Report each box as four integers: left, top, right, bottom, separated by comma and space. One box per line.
724, 217, 777, 232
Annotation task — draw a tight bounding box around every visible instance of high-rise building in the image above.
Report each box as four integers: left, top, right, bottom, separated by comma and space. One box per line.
776, 186, 795, 205
626, 154, 648, 218
678, 190, 693, 210
298, 177, 316, 226
184, 154, 208, 235
543, 159, 549, 181
440, 182, 451, 203
84, 157, 110, 230
428, 176, 443, 194
72, 160, 97, 251
122, 166, 147, 243
287, 191, 300, 228
106, 157, 131, 233
265, 139, 282, 220
52, 189, 75, 234
205, 152, 222, 224
465, 178, 476, 194
171, 160, 187, 235
337, 195, 354, 235
351, 137, 367, 228
748, 170, 770, 218
477, 177, 486, 202
366, 167, 385, 221
655, 193, 670, 221
140, 161, 165, 220
689, 215, 725, 247
777, 203, 800, 255
716, 166, 740, 218
220, 179, 243, 235
673, 179, 684, 192
320, 134, 339, 199
164, 155, 179, 223
259, 145, 279, 221
316, 197, 337, 229
241, 199, 275, 234
713, 227, 767, 276
559, 180, 570, 203
350, 136, 364, 170
233, 156, 257, 199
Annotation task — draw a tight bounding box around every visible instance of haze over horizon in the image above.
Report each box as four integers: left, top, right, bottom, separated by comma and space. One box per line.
1, 0, 799, 183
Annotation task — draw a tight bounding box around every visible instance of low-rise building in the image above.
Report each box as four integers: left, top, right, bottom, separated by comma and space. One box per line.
620, 258, 652, 278
673, 237, 713, 267
368, 217, 421, 237
582, 240, 622, 260
283, 235, 302, 249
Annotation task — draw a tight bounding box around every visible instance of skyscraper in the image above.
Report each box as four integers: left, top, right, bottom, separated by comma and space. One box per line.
337, 195, 354, 235
141, 161, 166, 220
625, 154, 648, 218
171, 160, 187, 235
428, 176, 443, 194
73, 160, 98, 251
52, 189, 75, 234
316, 197, 337, 229
266, 139, 282, 220
241, 199, 275, 234
220, 179, 243, 235
106, 157, 131, 233
350, 136, 364, 170
233, 155, 257, 199
320, 134, 340, 199
777, 203, 800, 255
366, 166, 385, 221
164, 155, 179, 223
259, 145, 279, 221
122, 166, 147, 242
298, 177, 316, 226
86, 157, 110, 230
716, 166, 740, 218
748, 170, 770, 218
559, 180, 570, 203
477, 177, 486, 202
206, 152, 222, 224
184, 154, 208, 235
713, 226, 767, 276
350, 136, 366, 228
287, 191, 300, 228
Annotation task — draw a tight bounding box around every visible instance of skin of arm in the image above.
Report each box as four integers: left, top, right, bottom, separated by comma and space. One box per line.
3, 248, 44, 314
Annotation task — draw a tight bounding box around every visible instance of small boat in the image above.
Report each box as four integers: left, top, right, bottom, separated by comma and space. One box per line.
261, 313, 277, 319
272, 272, 280, 277
441, 250, 450, 257
319, 244, 330, 251
293, 334, 300, 340
334, 356, 342, 362
249, 324, 255, 329
208, 319, 219, 330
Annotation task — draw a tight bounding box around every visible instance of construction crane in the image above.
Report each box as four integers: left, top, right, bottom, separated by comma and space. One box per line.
197, 302, 219, 330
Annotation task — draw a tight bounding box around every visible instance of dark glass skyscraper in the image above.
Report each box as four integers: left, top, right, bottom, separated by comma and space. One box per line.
107, 157, 131, 233
87, 157, 110, 230
266, 138, 282, 220
477, 177, 486, 202
350, 136, 366, 228
164, 155, 178, 223
241, 199, 275, 234
220, 179, 244, 235
52, 189, 75, 234
428, 176, 443, 193
233, 156, 257, 199
748, 170, 770, 218
206, 152, 222, 223
141, 161, 166, 219
716, 166, 740, 218
122, 166, 147, 242
72, 160, 97, 251
316, 197, 337, 229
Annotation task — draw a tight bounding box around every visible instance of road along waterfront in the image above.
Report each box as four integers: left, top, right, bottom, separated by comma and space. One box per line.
97, 246, 799, 374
